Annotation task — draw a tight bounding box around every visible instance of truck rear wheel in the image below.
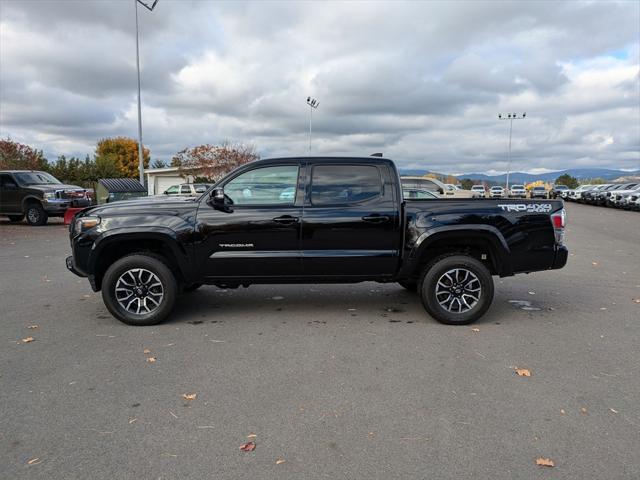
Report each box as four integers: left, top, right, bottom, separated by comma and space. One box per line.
101, 254, 177, 326
419, 254, 494, 325
25, 203, 48, 226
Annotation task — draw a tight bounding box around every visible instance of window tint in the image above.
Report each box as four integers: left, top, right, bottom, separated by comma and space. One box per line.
194, 184, 209, 193
181, 185, 192, 194
1, 174, 17, 189
311, 165, 381, 205
401, 178, 441, 193
224, 165, 299, 205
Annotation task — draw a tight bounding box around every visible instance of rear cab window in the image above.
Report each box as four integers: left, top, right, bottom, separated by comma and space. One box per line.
310, 165, 382, 205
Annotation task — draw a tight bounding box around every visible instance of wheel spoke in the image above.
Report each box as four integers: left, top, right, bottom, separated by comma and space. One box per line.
435, 267, 482, 314
116, 268, 164, 316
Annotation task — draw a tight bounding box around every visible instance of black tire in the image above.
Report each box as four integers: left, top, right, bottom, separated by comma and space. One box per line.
25, 203, 48, 226
8, 215, 24, 222
101, 254, 178, 326
182, 282, 203, 293
418, 254, 494, 325
398, 280, 417, 292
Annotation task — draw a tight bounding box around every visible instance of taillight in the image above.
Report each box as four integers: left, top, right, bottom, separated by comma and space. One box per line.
550, 208, 566, 244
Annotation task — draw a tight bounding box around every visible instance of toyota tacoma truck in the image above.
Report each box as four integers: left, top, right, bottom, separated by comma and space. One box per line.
66, 156, 568, 326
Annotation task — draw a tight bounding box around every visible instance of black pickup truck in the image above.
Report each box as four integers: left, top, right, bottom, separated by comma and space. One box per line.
66, 156, 567, 326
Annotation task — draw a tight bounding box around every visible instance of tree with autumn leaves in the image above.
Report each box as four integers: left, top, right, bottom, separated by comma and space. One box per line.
95, 137, 150, 178
171, 141, 259, 181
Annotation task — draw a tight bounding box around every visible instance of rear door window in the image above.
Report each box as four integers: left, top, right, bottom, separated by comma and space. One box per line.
310, 165, 381, 205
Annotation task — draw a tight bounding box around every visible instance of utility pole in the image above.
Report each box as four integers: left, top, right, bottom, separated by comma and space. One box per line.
134, 0, 159, 185
498, 112, 526, 191
306, 97, 319, 155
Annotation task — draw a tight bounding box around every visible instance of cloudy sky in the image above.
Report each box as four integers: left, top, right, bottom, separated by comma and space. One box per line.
1, 0, 638, 174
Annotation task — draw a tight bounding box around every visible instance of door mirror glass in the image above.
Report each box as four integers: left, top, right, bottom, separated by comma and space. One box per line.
211, 187, 225, 203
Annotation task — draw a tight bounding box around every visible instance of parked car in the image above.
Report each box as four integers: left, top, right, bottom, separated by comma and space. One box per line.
470, 185, 486, 198
611, 184, 640, 207
591, 184, 619, 205
0, 170, 90, 225
401, 177, 472, 198
581, 184, 611, 204
566, 185, 592, 201
530, 186, 548, 199
601, 184, 636, 206
403, 188, 439, 199
489, 186, 505, 198
163, 183, 213, 196
509, 185, 527, 198
550, 185, 569, 199
66, 156, 568, 327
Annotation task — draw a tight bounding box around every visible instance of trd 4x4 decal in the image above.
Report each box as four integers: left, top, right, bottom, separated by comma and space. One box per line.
498, 203, 553, 213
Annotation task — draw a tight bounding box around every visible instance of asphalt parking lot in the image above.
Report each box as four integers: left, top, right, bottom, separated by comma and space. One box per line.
1, 202, 639, 480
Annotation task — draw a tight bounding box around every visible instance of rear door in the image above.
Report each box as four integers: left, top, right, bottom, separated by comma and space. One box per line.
0, 174, 20, 213
301, 162, 401, 277
196, 162, 303, 279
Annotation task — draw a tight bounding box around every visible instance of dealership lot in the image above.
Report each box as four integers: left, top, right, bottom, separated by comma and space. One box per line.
1, 202, 639, 479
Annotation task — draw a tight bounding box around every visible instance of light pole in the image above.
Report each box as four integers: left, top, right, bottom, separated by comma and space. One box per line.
134, 0, 158, 185
306, 97, 319, 155
498, 112, 526, 191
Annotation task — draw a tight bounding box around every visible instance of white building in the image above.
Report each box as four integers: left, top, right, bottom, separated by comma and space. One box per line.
143, 167, 194, 196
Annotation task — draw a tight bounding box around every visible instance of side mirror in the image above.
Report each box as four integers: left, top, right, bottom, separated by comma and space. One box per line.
211, 187, 225, 203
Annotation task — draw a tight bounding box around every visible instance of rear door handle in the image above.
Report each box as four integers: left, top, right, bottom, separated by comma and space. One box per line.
273, 215, 299, 224
362, 215, 390, 223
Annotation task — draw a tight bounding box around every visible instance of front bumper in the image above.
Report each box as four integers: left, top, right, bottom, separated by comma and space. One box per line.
44, 198, 90, 214
66, 255, 86, 277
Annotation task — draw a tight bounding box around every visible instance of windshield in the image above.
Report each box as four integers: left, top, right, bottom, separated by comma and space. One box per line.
471, 186, 484, 190
14, 171, 62, 185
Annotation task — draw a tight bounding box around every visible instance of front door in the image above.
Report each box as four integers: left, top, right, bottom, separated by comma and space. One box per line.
196, 163, 303, 280
301, 163, 401, 277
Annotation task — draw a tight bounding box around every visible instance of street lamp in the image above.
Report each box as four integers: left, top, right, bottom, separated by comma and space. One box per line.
134, 0, 159, 185
498, 112, 526, 191
306, 96, 319, 155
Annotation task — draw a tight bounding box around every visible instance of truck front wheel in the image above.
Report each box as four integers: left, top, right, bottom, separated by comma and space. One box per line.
25, 203, 48, 226
101, 254, 178, 326
419, 254, 494, 325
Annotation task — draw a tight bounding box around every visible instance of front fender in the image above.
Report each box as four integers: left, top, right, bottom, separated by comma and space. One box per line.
88, 227, 194, 281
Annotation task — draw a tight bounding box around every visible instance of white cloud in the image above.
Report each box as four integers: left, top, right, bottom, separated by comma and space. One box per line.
0, 0, 638, 173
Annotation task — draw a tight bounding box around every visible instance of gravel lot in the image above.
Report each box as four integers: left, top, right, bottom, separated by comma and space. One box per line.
1, 202, 639, 479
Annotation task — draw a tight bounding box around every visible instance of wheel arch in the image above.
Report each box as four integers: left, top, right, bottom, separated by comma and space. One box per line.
403, 225, 512, 278
89, 229, 193, 291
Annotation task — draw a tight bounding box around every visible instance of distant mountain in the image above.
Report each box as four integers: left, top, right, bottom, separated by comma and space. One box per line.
454, 168, 640, 183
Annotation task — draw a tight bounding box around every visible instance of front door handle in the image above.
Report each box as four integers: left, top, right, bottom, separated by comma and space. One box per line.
362, 215, 390, 223
273, 215, 299, 224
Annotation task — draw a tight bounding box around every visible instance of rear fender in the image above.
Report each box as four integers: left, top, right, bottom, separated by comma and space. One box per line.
402, 225, 512, 277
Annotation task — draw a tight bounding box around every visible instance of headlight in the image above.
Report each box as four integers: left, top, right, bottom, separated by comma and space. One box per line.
43, 191, 56, 200
74, 216, 101, 233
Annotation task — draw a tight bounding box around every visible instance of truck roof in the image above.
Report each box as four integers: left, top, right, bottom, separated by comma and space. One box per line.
250, 156, 395, 167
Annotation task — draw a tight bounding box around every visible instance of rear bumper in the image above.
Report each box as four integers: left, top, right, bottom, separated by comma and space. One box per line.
551, 246, 568, 270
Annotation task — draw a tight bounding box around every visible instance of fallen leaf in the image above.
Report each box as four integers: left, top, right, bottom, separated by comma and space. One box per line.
560, 409, 565, 415
515, 367, 532, 377
239, 442, 256, 452
610, 408, 618, 414
633, 298, 640, 304
580, 407, 588, 415
182, 393, 197, 400
536, 457, 555, 467
528, 291, 536, 295
28, 325, 38, 329
247, 433, 257, 439
27, 458, 41, 465
592, 262, 598, 266
129, 418, 137, 424
146, 357, 156, 363
471, 328, 480, 332
275, 459, 286, 465
21, 337, 34, 343
143, 348, 151, 354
